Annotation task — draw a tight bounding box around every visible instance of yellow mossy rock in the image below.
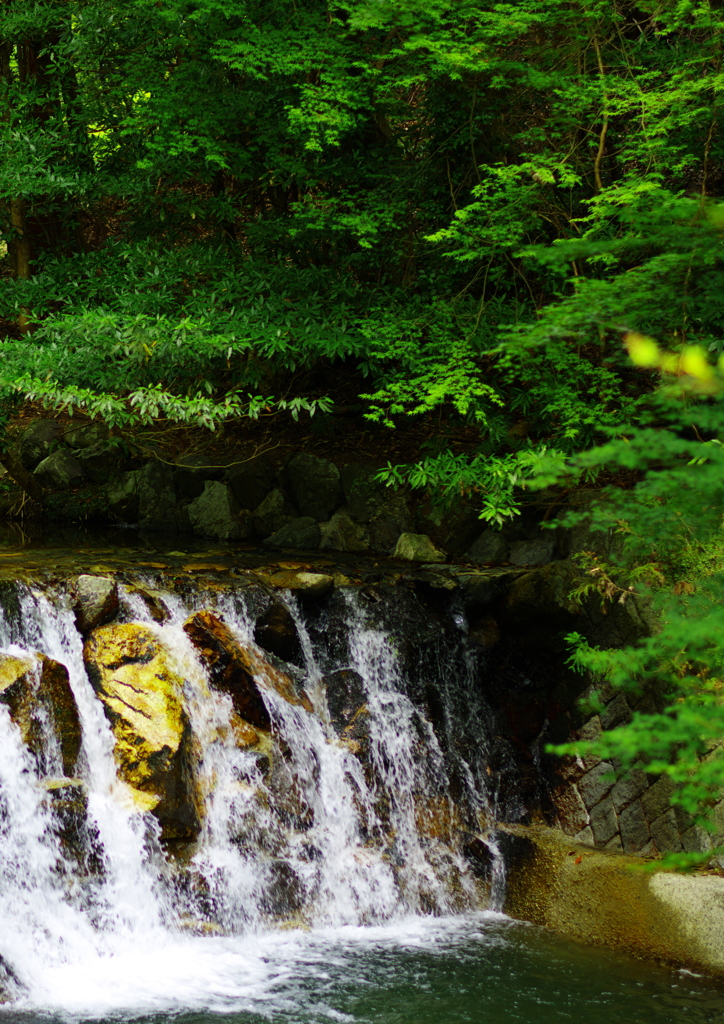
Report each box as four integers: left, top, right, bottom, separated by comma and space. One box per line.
0, 651, 81, 777
83, 623, 201, 842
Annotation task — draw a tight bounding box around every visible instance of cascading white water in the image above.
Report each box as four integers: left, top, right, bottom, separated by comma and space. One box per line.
0, 577, 501, 1016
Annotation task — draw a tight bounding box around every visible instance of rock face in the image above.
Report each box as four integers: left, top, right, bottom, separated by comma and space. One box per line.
107, 469, 141, 521
0, 652, 81, 777
172, 454, 223, 500
183, 611, 312, 729
499, 824, 724, 976
340, 464, 386, 523
34, 451, 85, 490
286, 453, 343, 520
83, 624, 200, 841
20, 419, 60, 470
252, 488, 297, 539
368, 491, 414, 553
73, 574, 119, 634
138, 460, 177, 531
226, 457, 275, 512
187, 481, 249, 540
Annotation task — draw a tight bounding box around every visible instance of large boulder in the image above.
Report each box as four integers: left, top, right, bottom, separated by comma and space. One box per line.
172, 453, 224, 500
286, 453, 343, 521
187, 481, 249, 540
20, 419, 60, 470
0, 652, 81, 778
34, 451, 85, 490
183, 610, 313, 729
83, 624, 200, 840
138, 460, 177, 531
252, 488, 297, 540
72, 441, 121, 485
73, 574, 119, 634
64, 422, 109, 449
320, 509, 369, 553
415, 496, 481, 556
263, 517, 320, 551
340, 464, 387, 523
107, 469, 141, 521
368, 491, 414, 554
226, 456, 275, 511
508, 536, 555, 567
465, 529, 509, 565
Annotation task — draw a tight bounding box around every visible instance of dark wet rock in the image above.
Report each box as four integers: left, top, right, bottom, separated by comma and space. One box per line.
84, 623, 201, 841
340, 464, 387, 523
393, 532, 445, 563
252, 488, 297, 540
183, 610, 313, 731
63, 422, 109, 449
0, 652, 82, 778
34, 451, 85, 490
415, 497, 481, 557
368, 491, 414, 554
263, 517, 320, 551
325, 668, 366, 732
187, 481, 249, 540
172, 453, 224, 500
226, 456, 275, 512
20, 418, 60, 470
0, 951, 24, 1003
72, 441, 121, 484
73, 574, 119, 633
138, 460, 177, 531
41, 778, 89, 865
320, 509, 369, 553
465, 529, 509, 565
107, 469, 141, 521
508, 536, 555, 567
254, 598, 303, 665
286, 453, 343, 521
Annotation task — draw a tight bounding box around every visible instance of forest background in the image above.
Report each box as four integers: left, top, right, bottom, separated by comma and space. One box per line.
3, 0, 724, 859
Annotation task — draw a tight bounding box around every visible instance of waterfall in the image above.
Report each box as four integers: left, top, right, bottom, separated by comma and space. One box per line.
0, 575, 505, 1015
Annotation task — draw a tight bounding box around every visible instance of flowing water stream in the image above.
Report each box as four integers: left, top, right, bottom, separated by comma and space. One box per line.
0, 576, 720, 1023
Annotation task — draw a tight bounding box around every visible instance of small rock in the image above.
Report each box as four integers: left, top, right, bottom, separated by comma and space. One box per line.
266, 570, 334, 597
393, 532, 445, 563
589, 795, 619, 845
286, 453, 343, 521
508, 536, 555, 566
577, 761, 615, 809
187, 481, 249, 540
264, 517, 321, 551
252, 488, 297, 539
20, 419, 60, 470
465, 529, 509, 565
618, 799, 650, 853
649, 808, 683, 854
33, 451, 85, 490
325, 668, 366, 732
320, 509, 369, 553
74, 574, 119, 633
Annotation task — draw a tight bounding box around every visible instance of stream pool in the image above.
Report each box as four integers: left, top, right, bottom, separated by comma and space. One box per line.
1, 914, 722, 1024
